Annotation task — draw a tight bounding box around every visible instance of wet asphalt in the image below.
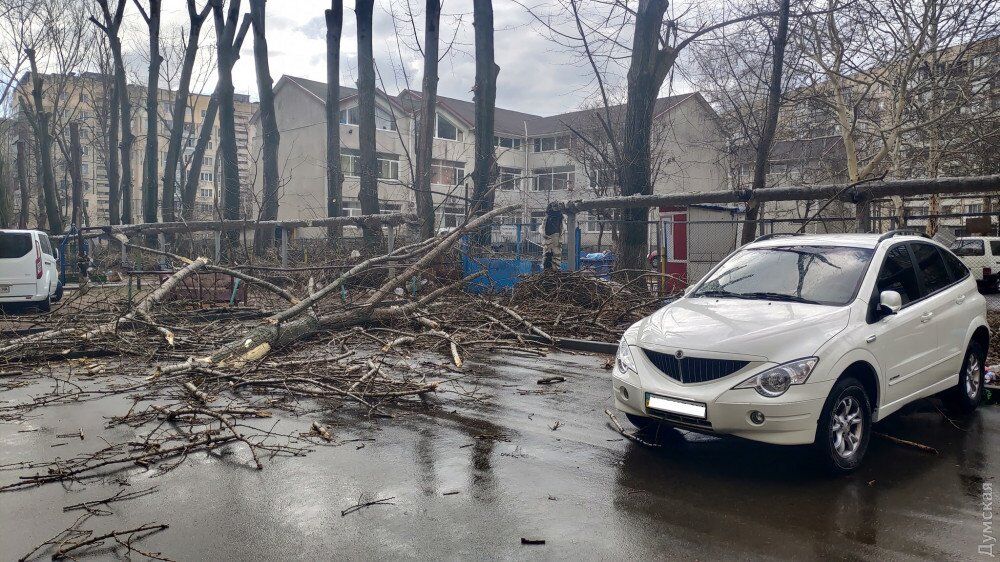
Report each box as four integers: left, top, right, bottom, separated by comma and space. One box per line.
0, 350, 997, 560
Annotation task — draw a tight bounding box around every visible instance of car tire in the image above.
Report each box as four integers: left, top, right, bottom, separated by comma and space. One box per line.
52, 282, 64, 303
814, 376, 872, 474
36, 298, 51, 313
944, 341, 984, 415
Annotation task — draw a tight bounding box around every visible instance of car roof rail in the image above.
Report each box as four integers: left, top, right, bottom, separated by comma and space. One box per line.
876, 229, 927, 244
751, 232, 804, 244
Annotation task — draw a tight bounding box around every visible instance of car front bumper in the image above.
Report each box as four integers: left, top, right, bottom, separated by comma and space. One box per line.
612, 350, 833, 446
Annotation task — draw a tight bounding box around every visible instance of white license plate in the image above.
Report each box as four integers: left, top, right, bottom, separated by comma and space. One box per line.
646, 394, 707, 419
0, 285, 10, 294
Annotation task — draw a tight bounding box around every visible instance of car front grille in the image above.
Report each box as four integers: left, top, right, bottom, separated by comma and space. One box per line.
642, 349, 749, 384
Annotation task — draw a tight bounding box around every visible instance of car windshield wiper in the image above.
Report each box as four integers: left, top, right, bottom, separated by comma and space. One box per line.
735, 291, 822, 304
693, 289, 742, 298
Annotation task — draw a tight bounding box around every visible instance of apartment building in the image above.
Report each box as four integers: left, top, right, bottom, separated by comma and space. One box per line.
256, 75, 729, 245
10, 72, 257, 225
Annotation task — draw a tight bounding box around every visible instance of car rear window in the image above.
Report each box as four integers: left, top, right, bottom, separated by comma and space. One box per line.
911, 242, 951, 295
38, 234, 53, 256
950, 239, 985, 256
992, 241, 1000, 256
0, 232, 33, 259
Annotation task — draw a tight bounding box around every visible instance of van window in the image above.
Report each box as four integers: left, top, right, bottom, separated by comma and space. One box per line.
876, 245, 920, 305
991, 241, 1000, 256
911, 242, 951, 295
0, 232, 33, 259
950, 239, 985, 256
38, 234, 53, 256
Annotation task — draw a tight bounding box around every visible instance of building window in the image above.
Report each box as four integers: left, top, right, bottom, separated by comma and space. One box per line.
340, 106, 359, 126
375, 106, 396, 131
341, 199, 362, 217
80, 93, 90, 103
532, 166, 575, 191
200, 109, 207, 118
430, 159, 464, 185
494, 136, 522, 150
204, 156, 213, 167
968, 203, 983, 214
200, 171, 214, 182
440, 205, 465, 228
498, 167, 521, 190
81, 163, 89, 176
340, 150, 400, 180
532, 136, 569, 152
200, 188, 213, 198
435, 114, 462, 141
381, 201, 403, 214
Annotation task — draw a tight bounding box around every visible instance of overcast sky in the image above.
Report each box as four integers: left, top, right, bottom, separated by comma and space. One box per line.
150, 0, 692, 117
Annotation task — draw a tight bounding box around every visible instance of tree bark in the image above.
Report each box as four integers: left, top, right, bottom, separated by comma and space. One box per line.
325, 1, 344, 241
162, 0, 211, 224
414, 0, 441, 241
105, 71, 122, 225
470, 0, 499, 246
739, 0, 791, 244
16, 140, 29, 229
91, 0, 135, 225
138, 0, 163, 228
355, 0, 381, 244
618, 0, 673, 277
212, 0, 251, 255
182, 92, 218, 220
250, 0, 281, 255
69, 122, 88, 286
0, 153, 10, 229
24, 49, 63, 233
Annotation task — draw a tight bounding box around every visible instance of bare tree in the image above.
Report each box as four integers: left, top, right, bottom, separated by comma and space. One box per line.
412, 0, 441, 241
16, 139, 28, 228
249, 0, 280, 254
161, 0, 211, 224
325, 0, 344, 240
91, 0, 135, 224
355, 0, 380, 243
740, 0, 792, 243
211, 0, 250, 252
21, 48, 62, 232
470, 0, 498, 244
182, 91, 218, 220
135, 0, 162, 227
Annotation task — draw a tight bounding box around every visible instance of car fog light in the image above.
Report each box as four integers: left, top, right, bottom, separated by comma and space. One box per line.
619, 386, 629, 400
748, 410, 765, 425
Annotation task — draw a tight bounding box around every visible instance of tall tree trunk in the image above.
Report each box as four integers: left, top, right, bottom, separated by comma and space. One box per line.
0, 153, 10, 229
618, 0, 672, 276
162, 0, 211, 224
139, 0, 163, 228
739, 0, 791, 244
105, 73, 122, 225
471, 0, 498, 245
24, 49, 63, 233
91, 0, 135, 224
69, 122, 83, 230
16, 140, 29, 229
414, 0, 441, 241
250, 0, 281, 255
182, 92, 218, 220
212, 0, 250, 255
355, 0, 380, 244
325, 1, 344, 241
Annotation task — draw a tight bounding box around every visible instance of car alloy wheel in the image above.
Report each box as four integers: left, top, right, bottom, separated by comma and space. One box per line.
830, 395, 864, 459
965, 353, 981, 400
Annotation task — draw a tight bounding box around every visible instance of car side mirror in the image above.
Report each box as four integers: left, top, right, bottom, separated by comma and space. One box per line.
878, 290, 902, 316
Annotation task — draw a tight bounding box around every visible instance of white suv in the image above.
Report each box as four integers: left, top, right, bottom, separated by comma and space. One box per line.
0, 229, 61, 312
613, 232, 989, 472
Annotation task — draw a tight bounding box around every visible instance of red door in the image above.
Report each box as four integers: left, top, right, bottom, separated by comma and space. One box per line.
660, 207, 687, 292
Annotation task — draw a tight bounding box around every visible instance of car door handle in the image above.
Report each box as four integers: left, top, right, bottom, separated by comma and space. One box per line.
921, 312, 934, 323
956, 295, 966, 305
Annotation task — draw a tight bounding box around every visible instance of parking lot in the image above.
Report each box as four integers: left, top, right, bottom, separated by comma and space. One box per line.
1, 349, 996, 560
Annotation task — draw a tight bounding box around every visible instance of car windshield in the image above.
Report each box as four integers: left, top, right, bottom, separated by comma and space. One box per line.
693, 245, 875, 306
0, 232, 33, 259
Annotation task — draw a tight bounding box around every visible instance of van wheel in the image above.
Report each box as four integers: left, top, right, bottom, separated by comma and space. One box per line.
52, 282, 64, 303
37, 298, 51, 313
944, 342, 984, 415
814, 377, 871, 474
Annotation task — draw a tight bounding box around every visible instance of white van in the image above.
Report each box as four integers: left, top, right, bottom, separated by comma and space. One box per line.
949, 237, 1000, 292
0, 229, 62, 312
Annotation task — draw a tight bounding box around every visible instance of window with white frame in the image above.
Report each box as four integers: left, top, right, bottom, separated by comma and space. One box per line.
81, 163, 89, 176
435, 113, 463, 141
494, 136, 522, 150
199, 188, 213, 198
532, 136, 570, 152
200, 171, 214, 182
588, 166, 615, 189
340, 106, 359, 125
341, 199, 362, 217
340, 150, 401, 180
430, 159, 464, 185
440, 204, 465, 228
497, 167, 521, 190
381, 201, 403, 214
532, 166, 575, 191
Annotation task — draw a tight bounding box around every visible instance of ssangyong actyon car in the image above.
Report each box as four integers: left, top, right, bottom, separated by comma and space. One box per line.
613, 232, 989, 472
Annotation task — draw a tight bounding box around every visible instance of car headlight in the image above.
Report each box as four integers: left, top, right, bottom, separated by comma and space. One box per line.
733, 357, 818, 397
615, 339, 636, 378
